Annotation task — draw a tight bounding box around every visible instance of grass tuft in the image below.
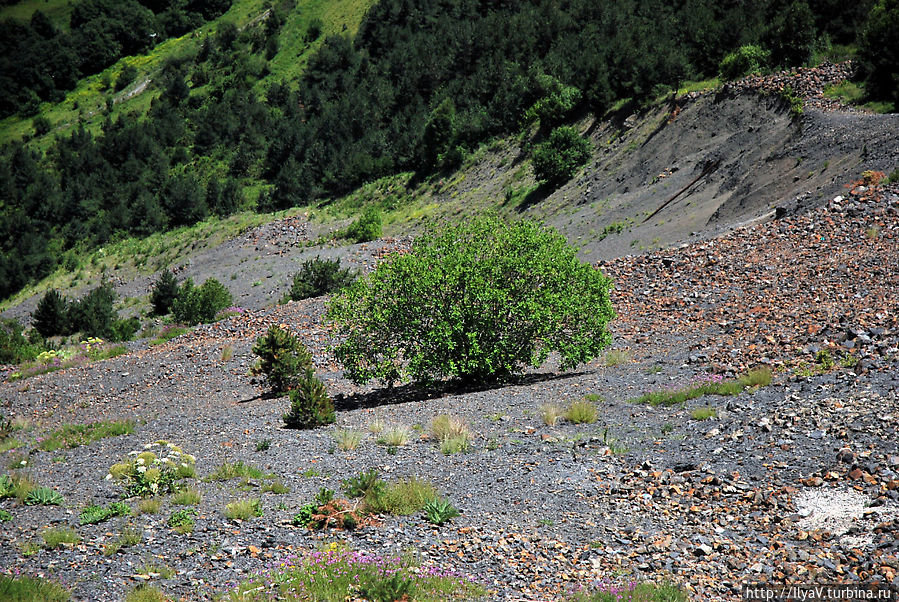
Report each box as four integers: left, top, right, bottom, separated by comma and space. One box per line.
691, 406, 717, 421
225, 498, 263, 521
171, 487, 202, 506
41, 526, 81, 549
0, 574, 69, 602
540, 404, 564, 426
333, 429, 364, 451
566, 400, 599, 424
38, 419, 135, 452
366, 477, 438, 516
376, 426, 411, 447
136, 498, 162, 515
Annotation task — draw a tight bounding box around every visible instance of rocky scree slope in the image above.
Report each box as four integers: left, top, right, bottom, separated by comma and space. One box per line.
0, 181, 898, 600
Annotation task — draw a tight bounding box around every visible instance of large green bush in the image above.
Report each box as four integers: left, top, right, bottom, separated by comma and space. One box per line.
531, 126, 592, 185
251, 325, 313, 395
282, 257, 356, 302
171, 278, 233, 325
327, 215, 615, 385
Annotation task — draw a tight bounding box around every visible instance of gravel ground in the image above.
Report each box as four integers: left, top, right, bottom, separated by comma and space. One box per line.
2, 180, 899, 601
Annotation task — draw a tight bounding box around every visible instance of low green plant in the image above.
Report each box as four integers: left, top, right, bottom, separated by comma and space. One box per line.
79, 501, 131, 525
283, 256, 356, 302
41, 526, 81, 548
255, 438, 271, 452
423, 498, 460, 525
718, 44, 769, 80
366, 477, 438, 515
0, 574, 69, 601
228, 545, 485, 601
603, 350, 630, 366
171, 487, 202, 506
292, 504, 317, 527
634, 370, 771, 407
251, 325, 313, 395
691, 406, 717, 421
171, 278, 233, 326
1, 473, 35, 502
780, 85, 804, 118
104, 526, 142, 555
125, 584, 168, 602
167, 508, 196, 533
532, 126, 592, 185
343, 207, 383, 243
39, 419, 135, 451
25, 487, 64, 506
439, 435, 471, 455
283, 369, 335, 429
225, 498, 263, 521
566, 400, 599, 424
261, 480, 289, 494
342, 470, 385, 499
568, 580, 688, 601
333, 429, 364, 451
0, 508, 11, 522
315, 487, 335, 506
136, 498, 162, 515
149, 325, 190, 346
137, 562, 176, 579
430, 415, 468, 442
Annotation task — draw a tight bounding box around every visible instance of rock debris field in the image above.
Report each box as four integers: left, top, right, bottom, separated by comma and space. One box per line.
2, 179, 899, 600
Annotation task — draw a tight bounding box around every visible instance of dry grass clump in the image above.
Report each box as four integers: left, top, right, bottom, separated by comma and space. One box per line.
539, 404, 564, 426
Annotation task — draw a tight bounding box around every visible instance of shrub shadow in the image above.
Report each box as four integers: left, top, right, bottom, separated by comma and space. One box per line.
333, 370, 589, 411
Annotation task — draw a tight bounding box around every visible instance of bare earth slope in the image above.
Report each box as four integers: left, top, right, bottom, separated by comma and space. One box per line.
1, 66, 899, 601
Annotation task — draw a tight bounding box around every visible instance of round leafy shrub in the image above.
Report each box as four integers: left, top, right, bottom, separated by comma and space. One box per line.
531, 126, 592, 185
282, 256, 355, 302
718, 45, 769, 80
327, 215, 615, 385
283, 369, 335, 429
251, 325, 313, 395
171, 278, 233, 325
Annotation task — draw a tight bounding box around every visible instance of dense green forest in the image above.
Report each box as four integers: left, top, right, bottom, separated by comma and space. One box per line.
1, 0, 895, 301
0, 0, 232, 118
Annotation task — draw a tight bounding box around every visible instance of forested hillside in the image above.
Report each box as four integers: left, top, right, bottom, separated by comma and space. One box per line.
1, 0, 895, 301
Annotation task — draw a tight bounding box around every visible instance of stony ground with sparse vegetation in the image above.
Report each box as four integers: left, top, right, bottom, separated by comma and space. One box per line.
1, 174, 898, 600
1, 65, 899, 600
